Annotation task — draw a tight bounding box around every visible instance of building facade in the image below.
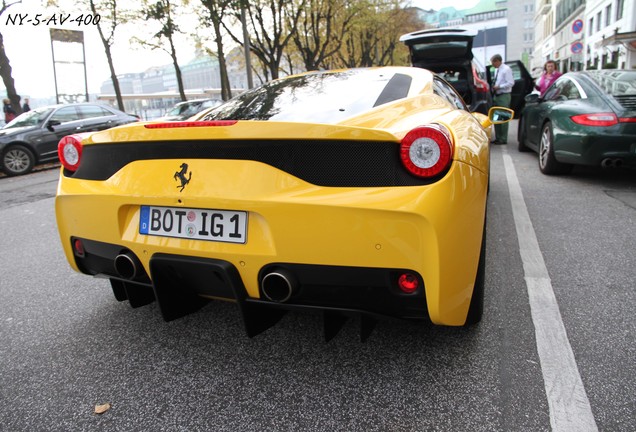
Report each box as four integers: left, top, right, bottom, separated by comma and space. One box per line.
585, 0, 635, 70
533, 0, 635, 73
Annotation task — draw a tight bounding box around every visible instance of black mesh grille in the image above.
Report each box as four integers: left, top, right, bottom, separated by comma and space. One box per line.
614, 95, 636, 110
69, 139, 442, 187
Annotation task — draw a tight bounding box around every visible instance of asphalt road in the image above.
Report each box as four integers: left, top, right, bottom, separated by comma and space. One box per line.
0, 128, 635, 431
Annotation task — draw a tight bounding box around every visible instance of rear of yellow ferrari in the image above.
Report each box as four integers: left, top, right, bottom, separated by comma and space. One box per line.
56, 117, 488, 339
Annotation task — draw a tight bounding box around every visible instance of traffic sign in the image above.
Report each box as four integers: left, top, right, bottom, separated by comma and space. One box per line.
572, 19, 583, 34
571, 41, 584, 54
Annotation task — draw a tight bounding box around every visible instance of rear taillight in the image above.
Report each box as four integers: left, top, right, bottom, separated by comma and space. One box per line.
58, 134, 84, 172
619, 117, 636, 123
400, 124, 454, 178
473, 66, 489, 93
144, 120, 238, 129
570, 113, 618, 126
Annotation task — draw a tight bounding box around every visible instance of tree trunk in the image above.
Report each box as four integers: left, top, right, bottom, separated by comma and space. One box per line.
213, 20, 232, 101
89, 0, 125, 111
104, 43, 125, 111
168, 36, 186, 101
0, 31, 22, 115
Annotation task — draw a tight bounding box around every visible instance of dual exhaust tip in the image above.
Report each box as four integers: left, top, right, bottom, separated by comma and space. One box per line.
601, 158, 623, 168
115, 252, 298, 303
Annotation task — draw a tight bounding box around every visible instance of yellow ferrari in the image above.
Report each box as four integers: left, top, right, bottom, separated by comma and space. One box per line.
55, 67, 512, 340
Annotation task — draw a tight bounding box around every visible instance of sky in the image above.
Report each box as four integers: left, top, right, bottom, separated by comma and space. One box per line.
2, 0, 479, 101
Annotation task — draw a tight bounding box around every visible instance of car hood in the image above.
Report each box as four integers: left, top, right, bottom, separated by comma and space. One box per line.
0, 125, 37, 138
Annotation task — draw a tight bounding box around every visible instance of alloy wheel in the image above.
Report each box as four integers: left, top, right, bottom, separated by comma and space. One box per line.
3, 147, 33, 175
539, 127, 551, 169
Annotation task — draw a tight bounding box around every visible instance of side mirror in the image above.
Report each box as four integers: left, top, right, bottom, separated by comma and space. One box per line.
525, 93, 540, 104
47, 119, 61, 130
480, 107, 514, 129
488, 107, 514, 123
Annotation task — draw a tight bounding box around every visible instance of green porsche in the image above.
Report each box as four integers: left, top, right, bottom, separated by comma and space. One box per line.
518, 69, 636, 175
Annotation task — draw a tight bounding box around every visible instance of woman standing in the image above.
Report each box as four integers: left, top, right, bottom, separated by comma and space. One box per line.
3, 99, 17, 124
535, 60, 562, 96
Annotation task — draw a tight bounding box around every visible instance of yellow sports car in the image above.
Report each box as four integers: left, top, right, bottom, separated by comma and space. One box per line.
55, 67, 512, 340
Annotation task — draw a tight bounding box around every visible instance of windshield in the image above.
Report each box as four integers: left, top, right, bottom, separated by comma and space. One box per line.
201, 69, 413, 123
4, 107, 54, 129
167, 103, 198, 117
168, 100, 221, 118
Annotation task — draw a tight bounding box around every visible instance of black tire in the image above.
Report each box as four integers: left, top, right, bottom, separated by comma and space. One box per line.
538, 122, 572, 175
2, 144, 35, 176
517, 116, 531, 152
464, 214, 486, 326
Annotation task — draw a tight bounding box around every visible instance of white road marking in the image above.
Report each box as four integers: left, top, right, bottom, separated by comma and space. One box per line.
502, 152, 598, 432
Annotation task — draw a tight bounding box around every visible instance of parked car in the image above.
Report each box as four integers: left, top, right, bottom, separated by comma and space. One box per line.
517, 69, 636, 174
158, 98, 222, 121
55, 67, 512, 340
400, 27, 534, 116
0, 103, 138, 176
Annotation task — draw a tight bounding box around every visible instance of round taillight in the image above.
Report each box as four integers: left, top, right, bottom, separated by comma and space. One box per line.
58, 134, 84, 172
398, 273, 419, 294
400, 124, 454, 178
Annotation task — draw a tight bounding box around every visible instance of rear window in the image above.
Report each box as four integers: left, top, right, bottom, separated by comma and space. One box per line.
202, 70, 413, 123
411, 41, 471, 61
586, 70, 636, 96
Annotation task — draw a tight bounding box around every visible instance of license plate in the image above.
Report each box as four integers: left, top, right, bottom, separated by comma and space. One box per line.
139, 205, 247, 244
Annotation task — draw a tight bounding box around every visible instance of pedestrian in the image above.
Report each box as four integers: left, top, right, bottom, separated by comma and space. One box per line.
3, 98, 17, 124
22, 97, 31, 112
490, 54, 514, 145
535, 60, 562, 96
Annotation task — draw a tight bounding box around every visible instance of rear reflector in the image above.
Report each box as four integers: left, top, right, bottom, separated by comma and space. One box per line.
144, 120, 238, 129
398, 273, 419, 294
73, 238, 85, 257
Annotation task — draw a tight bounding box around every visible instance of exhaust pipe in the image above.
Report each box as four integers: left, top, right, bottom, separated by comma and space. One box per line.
114, 251, 142, 280
601, 158, 624, 168
261, 269, 298, 303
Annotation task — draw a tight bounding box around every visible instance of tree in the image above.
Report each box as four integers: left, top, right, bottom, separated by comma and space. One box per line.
198, 0, 235, 100
88, 0, 127, 111
223, 0, 306, 81
136, 0, 187, 101
330, 0, 418, 69
290, 0, 356, 71
0, 0, 24, 116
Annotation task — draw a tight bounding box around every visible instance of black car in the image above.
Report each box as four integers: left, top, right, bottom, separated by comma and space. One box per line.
400, 27, 534, 116
0, 103, 138, 176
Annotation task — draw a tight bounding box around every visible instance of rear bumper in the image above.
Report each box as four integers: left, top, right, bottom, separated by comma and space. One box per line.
554, 130, 636, 168
55, 159, 487, 328
74, 246, 429, 339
